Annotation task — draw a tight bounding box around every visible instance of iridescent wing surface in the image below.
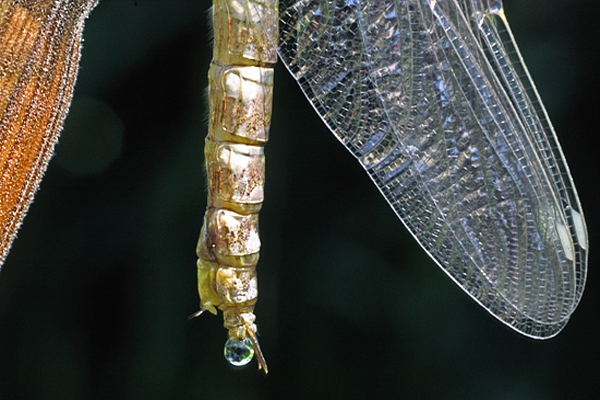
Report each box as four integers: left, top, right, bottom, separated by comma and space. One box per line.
271, 0, 588, 337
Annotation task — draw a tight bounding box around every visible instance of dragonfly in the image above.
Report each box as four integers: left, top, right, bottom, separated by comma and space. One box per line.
0, 0, 588, 374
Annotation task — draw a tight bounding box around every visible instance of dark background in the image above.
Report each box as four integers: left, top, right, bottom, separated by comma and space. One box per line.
0, 0, 598, 398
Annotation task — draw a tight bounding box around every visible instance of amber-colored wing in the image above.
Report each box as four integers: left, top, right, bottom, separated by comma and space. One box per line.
0, 0, 97, 265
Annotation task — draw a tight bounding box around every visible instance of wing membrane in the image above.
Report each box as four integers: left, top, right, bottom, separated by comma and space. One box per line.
0, 0, 98, 266
275, 0, 587, 338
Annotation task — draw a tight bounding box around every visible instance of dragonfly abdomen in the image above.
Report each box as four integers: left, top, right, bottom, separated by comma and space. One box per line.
195, 0, 277, 373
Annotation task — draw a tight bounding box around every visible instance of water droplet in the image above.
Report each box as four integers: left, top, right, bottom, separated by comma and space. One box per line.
224, 337, 254, 367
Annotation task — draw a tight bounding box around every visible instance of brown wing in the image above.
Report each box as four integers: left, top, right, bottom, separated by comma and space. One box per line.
0, 0, 97, 265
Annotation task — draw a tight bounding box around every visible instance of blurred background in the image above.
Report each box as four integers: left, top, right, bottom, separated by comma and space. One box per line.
0, 0, 598, 398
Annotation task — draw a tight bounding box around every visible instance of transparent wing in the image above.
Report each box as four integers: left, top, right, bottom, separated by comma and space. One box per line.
272, 0, 587, 337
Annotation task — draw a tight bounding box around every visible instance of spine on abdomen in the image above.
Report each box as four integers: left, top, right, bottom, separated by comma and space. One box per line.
195, 0, 277, 373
